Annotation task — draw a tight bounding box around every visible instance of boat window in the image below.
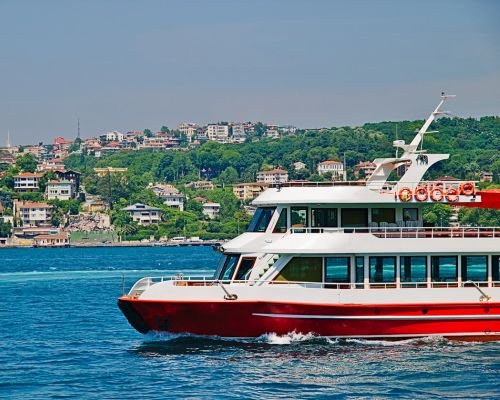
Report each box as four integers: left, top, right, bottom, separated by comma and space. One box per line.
325, 257, 350, 283
247, 207, 275, 232
369, 256, 396, 283
400, 256, 427, 287
493, 256, 500, 282
431, 256, 457, 283
291, 207, 308, 228
312, 208, 338, 227
273, 209, 288, 233
274, 257, 322, 282
355, 256, 364, 288
461, 256, 488, 286
341, 208, 368, 228
234, 257, 256, 280
371, 208, 396, 224
403, 208, 419, 222
219, 255, 240, 280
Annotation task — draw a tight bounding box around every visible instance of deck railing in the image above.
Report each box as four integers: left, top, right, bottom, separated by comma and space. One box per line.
288, 226, 500, 238
127, 276, 499, 297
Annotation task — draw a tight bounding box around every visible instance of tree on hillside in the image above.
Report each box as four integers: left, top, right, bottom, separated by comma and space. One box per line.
144, 129, 153, 138
16, 153, 37, 173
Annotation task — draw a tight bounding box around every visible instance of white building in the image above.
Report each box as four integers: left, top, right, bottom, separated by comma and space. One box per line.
202, 202, 220, 219
317, 160, 344, 180
256, 169, 289, 184
163, 194, 187, 211
46, 180, 74, 200
178, 123, 201, 142
14, 201, 53, 227
231, 124, 247, 143
293, 162, 306, 171
123, 203, 162, 225
148, 183, 179, 197
207, 124, 230, 143
14, 173, 42, 192
102, 131, 124, 142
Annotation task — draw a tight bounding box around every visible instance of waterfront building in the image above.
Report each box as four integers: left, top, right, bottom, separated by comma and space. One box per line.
46, 180, 74, 201
186, 180, 215, 191
256, 169, 289, 184
353, 161, 377, 180
163, 194, 187, 211
202, 202, 220, 219
123, 203, 162, 225
94, 167, 128, 177
207, 124, 230, 143
317, 160, 344, 180
14, 201, 53, 227
33, 233, 69, 247
233, 182, 270, 201
14, 172, 42, 192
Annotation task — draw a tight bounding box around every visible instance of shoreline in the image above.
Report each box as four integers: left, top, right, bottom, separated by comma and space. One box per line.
0, 239, 225, 249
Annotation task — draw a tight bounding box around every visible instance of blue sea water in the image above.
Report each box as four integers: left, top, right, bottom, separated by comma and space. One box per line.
0, 247, 499, 399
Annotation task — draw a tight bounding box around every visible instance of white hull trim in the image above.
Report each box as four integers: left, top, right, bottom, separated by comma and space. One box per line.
252, 313, 500, 320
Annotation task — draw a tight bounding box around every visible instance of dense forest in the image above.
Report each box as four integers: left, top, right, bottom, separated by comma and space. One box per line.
66, 116, 500, 185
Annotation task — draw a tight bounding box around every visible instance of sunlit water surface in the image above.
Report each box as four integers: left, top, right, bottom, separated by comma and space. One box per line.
0, 247, 498, 399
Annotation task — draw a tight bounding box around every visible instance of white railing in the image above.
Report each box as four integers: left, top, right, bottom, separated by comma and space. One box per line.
127, 276, 498, 296
288, 226, 500, 238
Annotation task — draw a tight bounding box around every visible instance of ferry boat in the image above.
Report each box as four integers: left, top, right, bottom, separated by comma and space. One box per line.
118, 95, 500, 341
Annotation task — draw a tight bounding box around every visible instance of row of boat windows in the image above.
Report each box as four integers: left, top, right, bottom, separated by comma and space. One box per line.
247, 207, 420, 232
275, 256, 500, 286
218, 254, 500, 285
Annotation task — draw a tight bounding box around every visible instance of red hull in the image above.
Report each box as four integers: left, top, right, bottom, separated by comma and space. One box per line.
118, 298, 500, 341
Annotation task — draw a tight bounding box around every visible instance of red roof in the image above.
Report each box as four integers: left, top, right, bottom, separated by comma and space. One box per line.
17, 201, 52, 208
16, 172, 42, 178
34, 234, 68, 240
258, 169, 288, 174
319, 160, 342, 165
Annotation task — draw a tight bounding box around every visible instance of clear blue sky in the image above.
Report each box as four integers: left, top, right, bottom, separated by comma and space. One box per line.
1, 0, 499, 144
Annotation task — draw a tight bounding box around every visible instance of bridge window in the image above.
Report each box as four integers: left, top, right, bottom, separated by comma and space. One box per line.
312, 208, 337, 227
355, 256, 364, 288
400, 256, 427, 287
219, 255, 240, 280
247, 207, 275, 232
341, 208, 368, 228
369, 256, 396, 283
371, 208, 396, 224
431, 256, 457, 283
462, 256, 488, 286
291, 207, 308, 228
493, 256, 500, 284
234, 257, 256, 280
274, 257, 322, 282
325, 257, 350, 285
273, 209, 288, 233
403, 208, 418, 222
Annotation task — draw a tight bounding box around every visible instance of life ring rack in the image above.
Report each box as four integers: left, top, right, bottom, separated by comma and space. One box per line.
460, 182, 475, 196
398, 187, 413, 202
430, 187, 444, 202
446, 187, 459, 202
414, 186, 428, 202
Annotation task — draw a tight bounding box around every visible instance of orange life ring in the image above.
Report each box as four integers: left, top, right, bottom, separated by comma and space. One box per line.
430, 187, 444, 202
460, 182, 475, 196
414, 186, 428, 202
398, 187, 413, 202
445, 187, 459, 202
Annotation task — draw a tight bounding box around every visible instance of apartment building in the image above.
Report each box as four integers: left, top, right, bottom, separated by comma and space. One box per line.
256, 169, 289, 184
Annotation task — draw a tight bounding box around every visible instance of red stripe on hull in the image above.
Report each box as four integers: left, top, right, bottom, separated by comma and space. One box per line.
119, 298, 500, 340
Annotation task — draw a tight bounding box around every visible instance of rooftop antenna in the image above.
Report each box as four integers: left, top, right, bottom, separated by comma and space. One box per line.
395, 124, 399, 158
